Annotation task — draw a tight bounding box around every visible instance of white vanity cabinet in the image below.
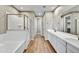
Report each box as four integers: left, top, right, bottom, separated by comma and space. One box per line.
49, 33, 57, 51
55, 36, 66, 53
67, 43, 79, 53
47, 31, 66, 53
46, 31, 57, 51
47, 30, 79, 53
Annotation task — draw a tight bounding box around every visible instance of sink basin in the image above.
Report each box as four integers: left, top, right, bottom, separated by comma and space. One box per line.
65, 38, 78, 40
0, 44, 4, 46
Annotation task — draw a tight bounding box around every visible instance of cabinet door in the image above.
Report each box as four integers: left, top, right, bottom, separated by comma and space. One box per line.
55, 37, 66, 53
67, 43, 79, 53
46, 32, 57, 51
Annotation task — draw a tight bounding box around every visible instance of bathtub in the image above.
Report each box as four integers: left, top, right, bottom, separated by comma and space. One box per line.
0, 31, 30, 53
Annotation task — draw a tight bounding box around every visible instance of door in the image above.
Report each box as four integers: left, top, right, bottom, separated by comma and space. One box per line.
75, 19, 77, 34
37, 17, 42, 34
25, 16, 28, 30
77, 19, 79, 34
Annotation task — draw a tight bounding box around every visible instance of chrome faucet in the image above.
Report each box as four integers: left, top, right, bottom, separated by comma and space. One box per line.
77, 35, 79, 40
53, 28, 56, 32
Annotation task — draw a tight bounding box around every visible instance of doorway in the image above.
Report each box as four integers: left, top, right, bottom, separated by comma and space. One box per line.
36, 17, 43, 35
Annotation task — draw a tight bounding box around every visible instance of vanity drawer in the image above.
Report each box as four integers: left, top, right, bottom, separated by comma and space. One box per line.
56, 40, 66, 53
67, 43, 79, 53
67, 48, 74, 53
56, 37, 66, 46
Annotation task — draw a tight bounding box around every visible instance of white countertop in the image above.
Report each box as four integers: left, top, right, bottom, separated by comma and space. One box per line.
47, 29, 79, 49
0, 31, 28, 53
0, 40, 25, 53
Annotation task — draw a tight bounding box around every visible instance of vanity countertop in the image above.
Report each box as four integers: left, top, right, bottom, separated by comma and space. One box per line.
0, 31, 28, 53
47, 29, 79, 49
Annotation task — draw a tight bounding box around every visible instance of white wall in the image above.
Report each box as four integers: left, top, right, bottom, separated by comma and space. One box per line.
42, 14, 46, 35
0, 5, 19, 33
45, 12, 54, 29
53, 14, 62, 31
43, 12, 54, 36
21, 12, 35, 38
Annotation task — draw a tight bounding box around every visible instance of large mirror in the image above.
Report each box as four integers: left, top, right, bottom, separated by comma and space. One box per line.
7, 14, 24, 30
63, 13, 79, 35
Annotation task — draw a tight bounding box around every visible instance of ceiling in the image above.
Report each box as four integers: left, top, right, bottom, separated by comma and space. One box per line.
13, 5, 58, 16
54, 5, 76, 16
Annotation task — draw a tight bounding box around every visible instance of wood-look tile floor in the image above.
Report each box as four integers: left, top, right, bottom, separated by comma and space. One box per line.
24, 34, 56, 53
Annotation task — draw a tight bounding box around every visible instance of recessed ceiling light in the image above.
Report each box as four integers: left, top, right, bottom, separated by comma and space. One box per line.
51, 7, 54, 9
20, 7, 23, 9
6, 11, 9, 14
38, 13, 41, 15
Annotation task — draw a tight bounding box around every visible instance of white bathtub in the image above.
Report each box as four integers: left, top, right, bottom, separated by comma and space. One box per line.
0, 31, 30, 53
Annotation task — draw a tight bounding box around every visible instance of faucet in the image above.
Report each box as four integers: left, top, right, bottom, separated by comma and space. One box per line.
77, 35, 79, 40
53, 28, 56, 32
